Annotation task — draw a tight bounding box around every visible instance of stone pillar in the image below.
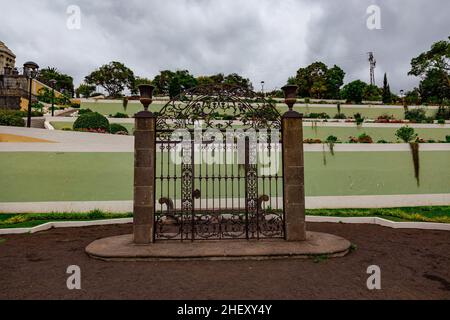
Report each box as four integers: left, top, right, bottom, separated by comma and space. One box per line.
282, 110, 306, 241
133, 111, 156, 244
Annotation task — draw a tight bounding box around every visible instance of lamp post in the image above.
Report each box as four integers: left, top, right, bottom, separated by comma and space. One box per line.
23, 61, 39, 128
400, 89, 407, 112
261, 81, 265, 97
49, 79, 57, 117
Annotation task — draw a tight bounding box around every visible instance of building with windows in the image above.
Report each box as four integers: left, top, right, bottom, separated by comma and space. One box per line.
0, 41, 16, 71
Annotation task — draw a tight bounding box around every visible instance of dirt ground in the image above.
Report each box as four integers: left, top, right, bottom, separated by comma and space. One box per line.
0, 222, 449, 300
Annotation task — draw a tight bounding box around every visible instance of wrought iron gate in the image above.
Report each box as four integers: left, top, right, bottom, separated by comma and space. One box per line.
154, 85, 284, 241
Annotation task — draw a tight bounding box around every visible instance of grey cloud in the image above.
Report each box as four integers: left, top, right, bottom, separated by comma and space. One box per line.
0, 0, 448, 93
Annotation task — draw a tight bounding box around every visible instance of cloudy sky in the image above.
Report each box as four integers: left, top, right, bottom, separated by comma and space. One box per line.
1, 0, 449, 93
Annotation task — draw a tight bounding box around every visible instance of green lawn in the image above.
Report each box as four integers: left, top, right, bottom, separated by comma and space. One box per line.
0, 206, 449, 229
0, 151, 449, 202
81, 102, 165, 116
82, 101, 439, 120
51, 119, 450, 142
303, 126, 450, 142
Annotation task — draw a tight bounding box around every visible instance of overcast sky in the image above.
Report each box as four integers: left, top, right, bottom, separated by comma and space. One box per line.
1, 0, 449, 93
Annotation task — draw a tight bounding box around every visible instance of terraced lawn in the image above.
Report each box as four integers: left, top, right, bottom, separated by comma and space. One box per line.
82, 101, 440, 120
0, 151, 449, 202
51, 120, 450, 142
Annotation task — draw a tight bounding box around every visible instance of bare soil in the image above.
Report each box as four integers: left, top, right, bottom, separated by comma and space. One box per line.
0, 222, 449, 300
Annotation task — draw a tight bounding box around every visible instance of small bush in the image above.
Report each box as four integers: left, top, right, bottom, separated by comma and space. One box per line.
354, 113, 365, 125
358, 133, 373, 144
109, 123, 129, 135
306, 112, 330, 119
0, 109, 42, 118
377, 140, 389, 144
71, 102, 81, 109
436, 106, 450, 120
437, 119, 445, 125
110, 112, 129, 119
446, 135, 450, 143
78, 108, 93, 115
396, 126, 417, 143
304, 139, 322, 144
325, 135, 338, 143
0, 113, 25, 127
333, 113, 347, 119
73, 112, 110, 132
348, 136, 358, 144
405, 108, 426, 123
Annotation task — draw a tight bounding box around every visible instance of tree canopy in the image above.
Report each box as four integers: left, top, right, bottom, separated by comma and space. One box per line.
340, 80, 367, 104
153, 70, 197, 97
288, 62, 345, 99
85, 61, 136, 98
409, 37, 450, 104
38, 67, 74, 97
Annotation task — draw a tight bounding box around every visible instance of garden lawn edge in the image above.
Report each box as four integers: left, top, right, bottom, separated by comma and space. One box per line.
1, 216, 449, 235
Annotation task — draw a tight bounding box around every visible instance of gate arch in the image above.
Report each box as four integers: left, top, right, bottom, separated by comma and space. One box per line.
156, 84, 282, 131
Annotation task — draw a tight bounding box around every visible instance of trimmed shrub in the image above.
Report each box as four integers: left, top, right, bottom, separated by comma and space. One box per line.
78, 108, 93, 115
71, 102, 81, 109
396, 126, 417, 143
73, 112, 110, 132
0, 112, 25, 127
109, 123, 129, 135
110, 112, 129, 118
405, 108, 426, 123
333, 113, 347, 119
306, 112, 330, 119
446, 135, 450, 143
358, 133, 373, 144
0, 110, 43, 118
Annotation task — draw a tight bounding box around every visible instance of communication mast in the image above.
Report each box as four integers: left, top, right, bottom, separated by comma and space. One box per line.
368, 52, 376, 86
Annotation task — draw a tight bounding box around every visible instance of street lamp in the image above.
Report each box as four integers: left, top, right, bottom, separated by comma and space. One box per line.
49, 79, 57, 117
261, 81, 265, 97
23, 61, 39, 128
400, 89, 407, 112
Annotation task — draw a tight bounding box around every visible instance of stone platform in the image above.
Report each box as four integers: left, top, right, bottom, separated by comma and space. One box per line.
86, 232, 352, 261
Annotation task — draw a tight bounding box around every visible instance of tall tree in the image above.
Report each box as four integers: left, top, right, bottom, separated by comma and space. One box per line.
382, 73, 392, 104
75, 83, 96, 98
153, 70, 197, 96
38, 67, 74, 97
326, 65, 346, 99
363, 84, 382, 101
223, 73, 253, 90
408, 37, 450, 104
85, 61, 136, 98
290, 62, 345, 99
340, 80, 367, 104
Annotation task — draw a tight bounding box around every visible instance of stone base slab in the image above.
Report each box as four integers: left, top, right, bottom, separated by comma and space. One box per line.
85, 232, 351, 261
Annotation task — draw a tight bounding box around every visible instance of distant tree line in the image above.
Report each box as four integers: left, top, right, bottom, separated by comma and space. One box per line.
68, 36, 449, 106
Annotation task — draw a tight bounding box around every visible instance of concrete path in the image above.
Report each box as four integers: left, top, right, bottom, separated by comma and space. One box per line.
0, 126, 133, 152
2, 126, 450, 153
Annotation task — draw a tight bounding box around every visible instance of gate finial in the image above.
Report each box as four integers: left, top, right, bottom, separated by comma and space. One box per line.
281, 85, 298, 112
138, 84, 155, 111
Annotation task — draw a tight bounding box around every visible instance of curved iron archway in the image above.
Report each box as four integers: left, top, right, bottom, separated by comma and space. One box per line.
156, 84, 282, 131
